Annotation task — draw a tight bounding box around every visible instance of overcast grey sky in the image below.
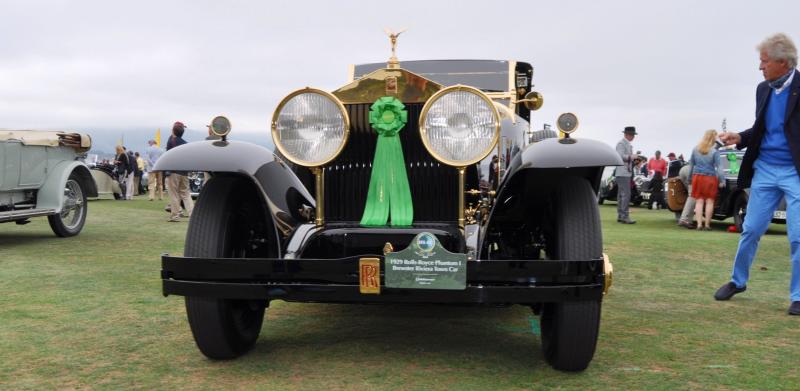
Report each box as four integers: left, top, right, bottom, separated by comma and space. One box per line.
1, 0, 798, 157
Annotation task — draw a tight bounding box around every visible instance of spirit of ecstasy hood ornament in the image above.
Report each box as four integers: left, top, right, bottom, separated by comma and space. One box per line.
384, 28, 406, 69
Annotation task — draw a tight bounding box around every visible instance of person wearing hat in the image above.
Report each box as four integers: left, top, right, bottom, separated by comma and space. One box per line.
666, 152, 683, 177
165, 121, 194, 222
615, 126, 639, 224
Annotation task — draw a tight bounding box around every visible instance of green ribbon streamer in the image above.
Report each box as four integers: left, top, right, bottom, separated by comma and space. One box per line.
727, 153, 739, 174
360, 96, 414, 226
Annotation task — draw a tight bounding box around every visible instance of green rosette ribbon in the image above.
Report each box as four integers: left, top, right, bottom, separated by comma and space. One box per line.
360, 96, 414, 226
727, 153, 740, 175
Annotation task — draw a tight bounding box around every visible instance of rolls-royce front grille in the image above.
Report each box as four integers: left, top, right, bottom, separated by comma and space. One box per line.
323, 103, 459, 223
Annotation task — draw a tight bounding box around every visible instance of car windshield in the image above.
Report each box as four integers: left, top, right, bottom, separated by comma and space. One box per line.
353, 60, 510, 92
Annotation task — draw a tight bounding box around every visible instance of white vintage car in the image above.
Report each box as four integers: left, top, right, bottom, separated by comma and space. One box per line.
0, 130, 97, 236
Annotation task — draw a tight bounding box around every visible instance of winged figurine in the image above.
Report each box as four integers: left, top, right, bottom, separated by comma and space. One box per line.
384, 28, 406, 65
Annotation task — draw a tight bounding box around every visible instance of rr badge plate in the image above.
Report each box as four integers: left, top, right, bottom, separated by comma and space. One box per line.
359, 257, 381, 294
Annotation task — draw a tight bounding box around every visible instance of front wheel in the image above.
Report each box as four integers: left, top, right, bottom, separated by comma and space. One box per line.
541, 301, 601, 372
541, 177, 602, 371
183, 176, 272, 359
185, 297, 265, 359
48, 174, 87, 237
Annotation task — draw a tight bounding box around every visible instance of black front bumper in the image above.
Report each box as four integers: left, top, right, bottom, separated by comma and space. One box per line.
161, 255, 605, 305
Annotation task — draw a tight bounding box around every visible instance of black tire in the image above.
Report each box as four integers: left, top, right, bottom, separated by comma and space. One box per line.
48, 173, 87, 237
734, 193, 747, 233
183, 176, 270, 360
540, 177, 602, 372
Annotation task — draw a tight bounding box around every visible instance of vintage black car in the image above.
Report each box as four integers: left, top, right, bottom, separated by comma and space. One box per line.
665, 150, 787, 232
597, 170, 645, 207
156, 44, 621, 371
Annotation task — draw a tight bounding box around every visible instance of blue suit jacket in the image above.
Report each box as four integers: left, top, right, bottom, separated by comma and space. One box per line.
737, 69, 800, 188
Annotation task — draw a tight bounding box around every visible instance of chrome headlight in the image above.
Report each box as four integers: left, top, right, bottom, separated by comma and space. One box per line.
419, 85, 500, 166
271, 88, 350, 167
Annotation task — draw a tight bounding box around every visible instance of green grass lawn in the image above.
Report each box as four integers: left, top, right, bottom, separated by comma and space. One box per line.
1, 197, 797, 390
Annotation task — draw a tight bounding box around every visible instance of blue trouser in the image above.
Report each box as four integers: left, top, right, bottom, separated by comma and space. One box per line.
730, 159, 800, 301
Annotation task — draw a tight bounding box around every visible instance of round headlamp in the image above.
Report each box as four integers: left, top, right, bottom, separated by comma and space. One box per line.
271, 88, 350, 167
419, 85, 500, 167
209, 115, 231, 138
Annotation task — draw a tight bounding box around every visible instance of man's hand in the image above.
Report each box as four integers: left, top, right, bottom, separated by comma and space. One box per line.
718, 131, 741, 146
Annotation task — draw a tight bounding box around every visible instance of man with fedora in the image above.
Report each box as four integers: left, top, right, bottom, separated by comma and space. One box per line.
615, 126, 639, 224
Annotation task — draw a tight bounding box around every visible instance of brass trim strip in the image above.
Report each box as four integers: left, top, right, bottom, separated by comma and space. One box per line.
508, 61, 517, 112
458, 167, 466, 228
313, 167, 325, 226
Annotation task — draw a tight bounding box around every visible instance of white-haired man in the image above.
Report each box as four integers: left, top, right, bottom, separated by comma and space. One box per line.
715, 33, 800, 316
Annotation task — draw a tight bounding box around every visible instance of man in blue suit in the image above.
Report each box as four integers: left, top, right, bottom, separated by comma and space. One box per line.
715, 33, 800, 316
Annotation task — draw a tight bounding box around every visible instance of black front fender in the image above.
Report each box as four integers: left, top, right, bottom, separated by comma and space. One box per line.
500, 137, 622, 194
154, 140, 315, 236
153, 140, 274, 175
479, 138, 622, 255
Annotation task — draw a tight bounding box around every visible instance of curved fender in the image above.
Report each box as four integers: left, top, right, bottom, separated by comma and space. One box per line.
499, 137, 622, 192
478, 138, 622, 256
512, 137, 622, 172
153, 140, 276, 175
153, 140, 315, 236
36, 162, 97, 212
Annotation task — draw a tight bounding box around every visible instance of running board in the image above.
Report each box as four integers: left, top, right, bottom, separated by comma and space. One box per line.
0, 208, 56, 223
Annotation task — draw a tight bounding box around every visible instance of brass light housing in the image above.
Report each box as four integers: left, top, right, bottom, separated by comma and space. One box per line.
209, 115, 232, 138
556, 112, 579, 134
271, 87, 350, 167
520, 91, 544, 111
419, 85, 501, 167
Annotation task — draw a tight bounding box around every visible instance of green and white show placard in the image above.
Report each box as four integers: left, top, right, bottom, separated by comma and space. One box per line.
385, 232, 467, 290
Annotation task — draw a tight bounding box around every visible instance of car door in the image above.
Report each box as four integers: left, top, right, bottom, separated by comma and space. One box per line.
0, 140, 24, 191
18, 143, 48, 188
